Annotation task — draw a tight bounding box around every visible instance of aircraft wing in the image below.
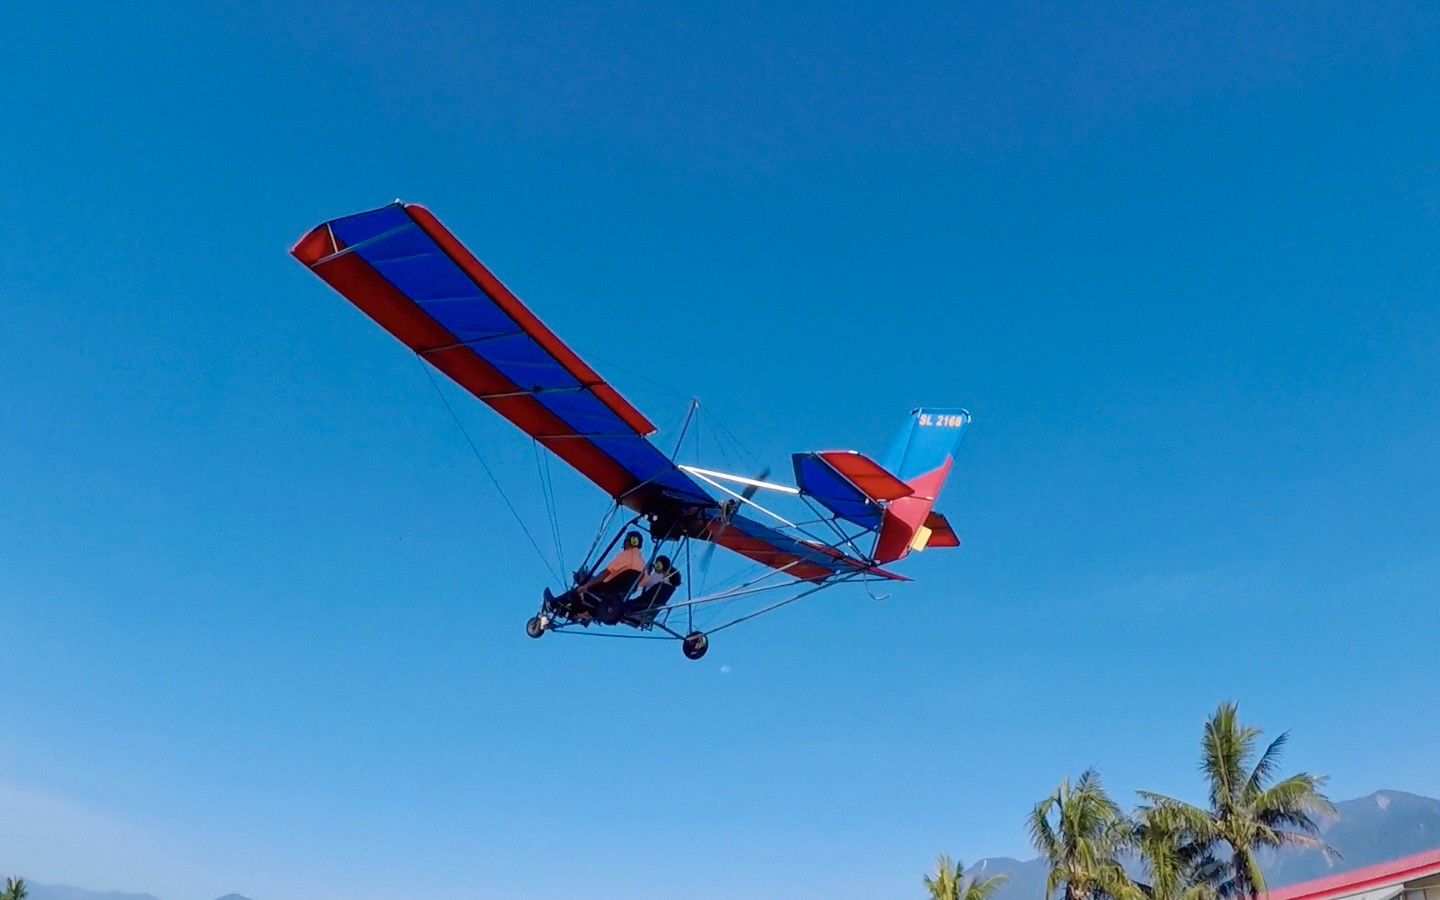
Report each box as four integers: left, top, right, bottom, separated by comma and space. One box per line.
291, 202, 714, 517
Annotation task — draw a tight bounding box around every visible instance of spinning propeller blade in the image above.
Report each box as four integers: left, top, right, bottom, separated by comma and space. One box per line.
697, 466, 770, 589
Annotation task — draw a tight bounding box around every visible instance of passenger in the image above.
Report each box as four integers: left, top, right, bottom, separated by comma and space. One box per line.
628, 554, 681, 617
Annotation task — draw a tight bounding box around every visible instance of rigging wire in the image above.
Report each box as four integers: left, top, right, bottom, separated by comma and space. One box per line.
575, 347, 690, 401
705, 574, 858, 636
579, 504, 622, 573
533, 439, 567, 576
417, 358, 563, 583
708, 409, 767, 473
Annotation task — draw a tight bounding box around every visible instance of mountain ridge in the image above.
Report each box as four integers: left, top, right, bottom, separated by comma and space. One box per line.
23, 888, 252, 900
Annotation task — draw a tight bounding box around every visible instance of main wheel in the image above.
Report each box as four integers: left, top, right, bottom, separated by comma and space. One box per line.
525, 616, 545, 639
682, 631, 709, 660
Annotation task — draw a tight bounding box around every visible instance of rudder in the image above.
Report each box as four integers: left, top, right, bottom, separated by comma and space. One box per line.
873, 408, 970, 563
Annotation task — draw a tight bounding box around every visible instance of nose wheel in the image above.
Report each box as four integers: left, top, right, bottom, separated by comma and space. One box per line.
526, 615, 547, 639
682, 631, 709, 660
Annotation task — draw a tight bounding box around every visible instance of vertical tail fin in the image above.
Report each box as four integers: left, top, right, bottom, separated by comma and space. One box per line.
873, 408, 970, 563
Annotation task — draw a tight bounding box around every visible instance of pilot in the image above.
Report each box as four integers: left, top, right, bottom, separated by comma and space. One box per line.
546, 531, 647, 617
579, 531, 646, 597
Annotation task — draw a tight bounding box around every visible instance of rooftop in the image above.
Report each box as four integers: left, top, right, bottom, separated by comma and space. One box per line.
1267, 847, 1440, 900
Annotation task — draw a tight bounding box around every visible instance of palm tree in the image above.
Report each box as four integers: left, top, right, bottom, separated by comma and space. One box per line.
1138, 702, 1336, 900
924, 854, 1011, 900
0, 876, 28, 900
1028, 768, 1141, 900
1133, 804, 1220, 900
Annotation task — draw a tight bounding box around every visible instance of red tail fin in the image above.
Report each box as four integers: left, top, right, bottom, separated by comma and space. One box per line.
872, 409, 970, 563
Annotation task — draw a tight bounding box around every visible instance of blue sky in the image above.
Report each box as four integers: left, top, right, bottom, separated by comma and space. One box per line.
2, 3, 1438, 898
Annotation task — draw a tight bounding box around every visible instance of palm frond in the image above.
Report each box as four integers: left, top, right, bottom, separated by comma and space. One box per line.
925, 853, 961, 900
1251, 774, 1336, 853
1030, 791, 1063, 860
1031, 771, 1134, 900
964, 870, 1013, 900
1202, 703, 1262, 812
1243, 731, 1289, 800
1137, 794, 1217, 844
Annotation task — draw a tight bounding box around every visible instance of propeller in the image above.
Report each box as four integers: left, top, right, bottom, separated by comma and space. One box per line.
696, 466, 770, 590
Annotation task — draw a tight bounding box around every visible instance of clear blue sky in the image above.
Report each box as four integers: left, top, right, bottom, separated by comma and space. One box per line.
2, 3, 1438, 899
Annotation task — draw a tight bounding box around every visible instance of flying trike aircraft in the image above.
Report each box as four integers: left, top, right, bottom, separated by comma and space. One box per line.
292, 202, 970, 659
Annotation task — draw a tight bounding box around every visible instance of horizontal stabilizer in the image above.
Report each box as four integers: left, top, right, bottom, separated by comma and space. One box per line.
792, 450, 913, 530
816, 451, 913, 501
921, 511, 961, 548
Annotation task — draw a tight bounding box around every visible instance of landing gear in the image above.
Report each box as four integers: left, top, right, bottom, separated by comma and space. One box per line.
526, 615, 547, 639
682, 631, 709, 660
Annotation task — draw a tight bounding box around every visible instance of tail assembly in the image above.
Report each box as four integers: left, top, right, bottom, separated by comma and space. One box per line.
873, 408, 969, 562
791, 408, 970, 565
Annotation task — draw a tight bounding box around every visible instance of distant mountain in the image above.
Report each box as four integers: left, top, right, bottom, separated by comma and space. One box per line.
977, 790, 1440, 900
1265, 790, 1440, 884
26, 887, 162, 900
971, 855, 1051, 900
26, 887, 250, 900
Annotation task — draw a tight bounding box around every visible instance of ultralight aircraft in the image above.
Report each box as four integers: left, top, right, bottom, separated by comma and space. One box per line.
292, 203, 970, 659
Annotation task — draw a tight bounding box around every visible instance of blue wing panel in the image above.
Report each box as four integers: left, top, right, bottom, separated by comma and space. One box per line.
590, 436, 713, 503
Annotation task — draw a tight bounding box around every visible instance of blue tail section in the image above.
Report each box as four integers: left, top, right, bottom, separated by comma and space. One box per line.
880, 408, 971, 486
873, 408, 971, 562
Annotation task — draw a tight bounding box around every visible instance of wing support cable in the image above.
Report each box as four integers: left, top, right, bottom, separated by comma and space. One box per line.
533, 439, 566, 577
704, 571, 864, 636
644, 560, 803, 613
417, 358, 563, 582
670, 399, 700, 461
798, 494, 872, 561
680, 465, 868, 566
682, 467, 800, 529
678, 465, 800, 495
578, 504, 621, 575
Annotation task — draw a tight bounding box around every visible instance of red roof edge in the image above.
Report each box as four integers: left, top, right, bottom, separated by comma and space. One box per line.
1265, 846, 1440, 900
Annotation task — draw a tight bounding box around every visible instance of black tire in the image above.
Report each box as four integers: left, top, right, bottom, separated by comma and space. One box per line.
598, 597, 624, 626
682, 631, 709, 660
525, 616, 545, 639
